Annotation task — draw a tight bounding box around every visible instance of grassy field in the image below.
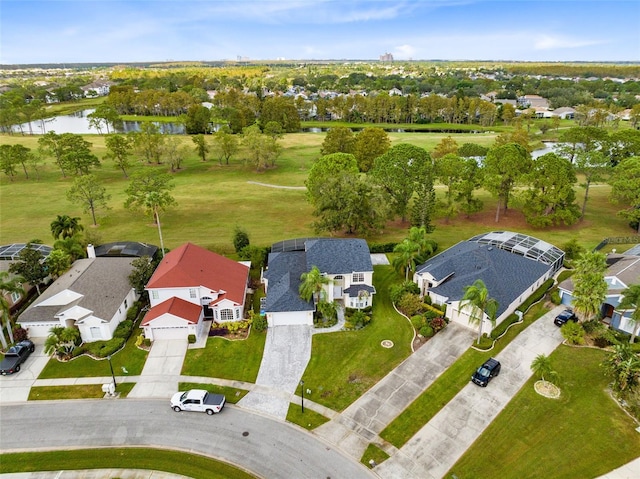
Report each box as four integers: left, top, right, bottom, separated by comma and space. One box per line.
0, 448, 256, 479
448, 346, 640, 479
181, 329, 266, 382
1, 129, 632, 256
299, 265, 414, 411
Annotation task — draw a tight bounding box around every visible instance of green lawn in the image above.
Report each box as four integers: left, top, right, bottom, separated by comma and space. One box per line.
299, 265, 414, 411
28, 384, 105, 400
38, 328, 148, 379
179, 381, 249, 403
361, 443, 390, 469
0, 448, 256, 479
286, 403, 331, 430
380, 301, 550, 448
181, 329, 266, 382
449, 346, 640, 479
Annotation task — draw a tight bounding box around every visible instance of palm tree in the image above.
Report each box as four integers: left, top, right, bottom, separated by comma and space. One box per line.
530, 354, 557, 386
571, 251, 608, 322
50, 214, 84, 240
602, 343, 640, 396
618, 284, 640, 343
53, 236, 86, 262
460, 279, 499, 344
299, 265, 330, 304
44, 326, 80, 358
0, 271, 25, 349
392, 226, 436, 280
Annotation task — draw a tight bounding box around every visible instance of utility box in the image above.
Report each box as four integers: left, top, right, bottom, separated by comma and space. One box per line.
102, 383, 115, 396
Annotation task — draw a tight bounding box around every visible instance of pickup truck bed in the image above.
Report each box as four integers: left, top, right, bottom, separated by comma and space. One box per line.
1, 340, 35, 375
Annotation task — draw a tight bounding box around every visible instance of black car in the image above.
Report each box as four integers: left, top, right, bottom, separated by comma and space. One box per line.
471, 358, 501, 387
554, 309, 577, 327
0, 340, 35, 375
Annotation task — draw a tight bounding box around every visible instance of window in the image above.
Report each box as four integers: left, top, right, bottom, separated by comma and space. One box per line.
352, 272, 364, 283
220, 309, 234, 321
151, 290, 159, 300
10, 291, 20, 303
189, 288, 197, 299
124, 299, 128, 309
235, 309, 240, 319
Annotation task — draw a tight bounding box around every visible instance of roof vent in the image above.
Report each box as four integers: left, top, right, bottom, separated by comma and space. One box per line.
487, 247, 493, 251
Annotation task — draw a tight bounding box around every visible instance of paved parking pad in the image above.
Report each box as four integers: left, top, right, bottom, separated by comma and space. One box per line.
0, 339, 48, 404
127, 340, 187, 399
375, 307, 565, 479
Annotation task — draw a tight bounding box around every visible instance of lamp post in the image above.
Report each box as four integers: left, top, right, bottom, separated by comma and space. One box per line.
107, 355, 117, 389
300, 380, 305, 413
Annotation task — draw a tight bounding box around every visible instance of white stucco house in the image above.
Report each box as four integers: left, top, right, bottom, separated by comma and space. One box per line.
558, 251, 640, 335
141, 243, 250, 341
18, 257, 138, 343
414, 231, 564, 337
262, 238, 375, 327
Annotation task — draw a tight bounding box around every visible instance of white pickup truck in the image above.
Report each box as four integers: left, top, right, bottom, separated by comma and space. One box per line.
170, 389, 226, 415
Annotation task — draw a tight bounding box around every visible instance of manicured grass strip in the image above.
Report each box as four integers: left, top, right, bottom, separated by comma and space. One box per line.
381, 302, 550, 448
28, 385, 106, 400
38, 329, 149, 379
448, 346, 640, 479
182, 330, 266, 382
179, 382, 249, 404
360, 443, 390, 469
0, 448, 256, 479
286, 403, 330, 430
300, 265, 414, 412
116, 382, 136, 397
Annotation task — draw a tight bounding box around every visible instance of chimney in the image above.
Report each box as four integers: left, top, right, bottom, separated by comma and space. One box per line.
87, 244, 96, 258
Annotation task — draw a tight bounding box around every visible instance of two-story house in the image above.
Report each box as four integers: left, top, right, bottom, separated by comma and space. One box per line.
141, 243, 250, 341
262, 238, 375, 327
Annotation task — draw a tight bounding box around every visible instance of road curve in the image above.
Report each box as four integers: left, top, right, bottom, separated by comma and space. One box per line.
0, 399, 375, 479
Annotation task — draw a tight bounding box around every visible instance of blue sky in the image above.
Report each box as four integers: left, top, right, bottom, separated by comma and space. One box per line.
1, 0, 639, 64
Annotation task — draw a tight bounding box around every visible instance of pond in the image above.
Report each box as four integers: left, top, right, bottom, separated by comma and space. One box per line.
12, 109, 186, 135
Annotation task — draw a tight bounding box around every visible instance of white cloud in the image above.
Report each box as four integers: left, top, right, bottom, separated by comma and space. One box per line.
394, 44, 416, 59
533, 34, 604, 50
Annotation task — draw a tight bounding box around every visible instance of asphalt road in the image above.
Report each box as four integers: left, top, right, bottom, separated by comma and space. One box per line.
0, 399, 375, 479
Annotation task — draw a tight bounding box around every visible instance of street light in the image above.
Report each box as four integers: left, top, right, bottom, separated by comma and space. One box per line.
107, 355, 117, 389
300, 380, 305, 413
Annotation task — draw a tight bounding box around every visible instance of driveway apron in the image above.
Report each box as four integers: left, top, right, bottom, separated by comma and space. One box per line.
314, 323, 475, 459
238, 325, 312, 419
375, 307, 566, 479
127, 340, 188, 399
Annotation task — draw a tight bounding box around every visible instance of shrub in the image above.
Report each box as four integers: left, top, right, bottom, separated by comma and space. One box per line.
419, 324, 434, 338
389, 281, 420, 304
411, 315, 425, 330
549, 289, 561, 305
12, 326, 29, 342
126, 302, 142, 322
347, 310, 370, 329
187, 334, 196, 344
429, 317, 447, 332
397, 292, 424, 317
369, 242, 398, 253
561, 321, 585, 345
490, 313, 519, 339
423, 303, 444, 316
143, 338, 151, 348
85, 337, 126, 358
233, 226, 250, 253
253, 314, 268, 332
238, 245, 269, 270
517, 278, 554, 313
113, 320, 133, 340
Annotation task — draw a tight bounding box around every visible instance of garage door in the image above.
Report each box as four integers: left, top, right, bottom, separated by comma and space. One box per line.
150, 326, 188, 340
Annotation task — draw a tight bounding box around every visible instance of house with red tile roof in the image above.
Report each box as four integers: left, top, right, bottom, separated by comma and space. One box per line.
141, 243, 250, 341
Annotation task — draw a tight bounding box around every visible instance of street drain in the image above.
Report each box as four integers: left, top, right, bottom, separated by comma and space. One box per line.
242, 431, 249, 437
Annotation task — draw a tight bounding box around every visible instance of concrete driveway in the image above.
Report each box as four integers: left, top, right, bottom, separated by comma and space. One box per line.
0, 338, 49, 404
238, 325, 312, 419
375, 306, 566, 479
127, 340, 188, 399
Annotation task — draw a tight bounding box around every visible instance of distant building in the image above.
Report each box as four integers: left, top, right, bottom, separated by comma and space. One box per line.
379, 52, 394, 62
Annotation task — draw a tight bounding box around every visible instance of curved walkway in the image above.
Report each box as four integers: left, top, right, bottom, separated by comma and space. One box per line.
246, 181, 305, 190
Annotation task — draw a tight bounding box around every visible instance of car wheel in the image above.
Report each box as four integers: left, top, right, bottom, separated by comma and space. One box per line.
173, 406, 181, 412
30, 346, 35, 353
15, 365, 20, 372
206, 409, 214, 415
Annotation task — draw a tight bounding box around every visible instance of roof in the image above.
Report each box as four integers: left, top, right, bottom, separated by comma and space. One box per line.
0, 243, 52, 261
142, 296, 202, 325
263, 251, 315, 313
94, 241, 158, 258
467, 231, 564, 268
264, 238, 373, 313
19, 258, 135, 323
146, 243, 248, 305
305, 238, 373, 274
559, 253, 640, 295
416, 241, 552, 317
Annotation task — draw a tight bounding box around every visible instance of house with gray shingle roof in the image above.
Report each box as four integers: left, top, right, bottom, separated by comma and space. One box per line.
262, 238, 375, 327
558, 252, 640, 335
414, 231, 563, 336
18, 258, 138, 343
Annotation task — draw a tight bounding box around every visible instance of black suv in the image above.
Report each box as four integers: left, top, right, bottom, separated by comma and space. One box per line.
554, 309, 577, 327
471, 358, 501, 387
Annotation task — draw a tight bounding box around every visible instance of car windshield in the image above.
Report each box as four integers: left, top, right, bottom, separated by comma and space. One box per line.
477, 367, 491, 377
180, 392, 188, 401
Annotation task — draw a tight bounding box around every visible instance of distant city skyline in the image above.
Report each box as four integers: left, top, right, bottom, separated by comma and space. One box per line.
1, 0, 639, 65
